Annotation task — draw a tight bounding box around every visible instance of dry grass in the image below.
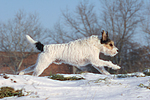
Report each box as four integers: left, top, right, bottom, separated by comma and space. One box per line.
0, 87, 24, 99
48, 74, 84, 81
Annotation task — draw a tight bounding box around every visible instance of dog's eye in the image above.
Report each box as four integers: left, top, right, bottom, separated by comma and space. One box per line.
109, 43, 113, 47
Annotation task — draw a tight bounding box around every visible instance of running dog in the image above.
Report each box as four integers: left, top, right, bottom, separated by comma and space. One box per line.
19, 30, 120, 76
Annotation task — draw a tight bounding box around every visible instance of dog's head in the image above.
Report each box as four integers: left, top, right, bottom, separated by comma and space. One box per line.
100, 30, 118, 57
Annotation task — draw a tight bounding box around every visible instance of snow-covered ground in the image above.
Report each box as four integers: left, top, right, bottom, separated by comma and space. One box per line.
0, 73, 150, 100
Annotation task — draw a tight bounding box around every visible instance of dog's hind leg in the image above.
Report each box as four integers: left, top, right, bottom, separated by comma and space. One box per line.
32, 53, 53, 76
19, 64, 36, 75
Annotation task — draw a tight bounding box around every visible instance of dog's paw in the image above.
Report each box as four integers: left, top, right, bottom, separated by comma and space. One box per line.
112, 65, 121, 70
103, 71, 111, 75
108, 61, 120, 69
18, 71, 24, 75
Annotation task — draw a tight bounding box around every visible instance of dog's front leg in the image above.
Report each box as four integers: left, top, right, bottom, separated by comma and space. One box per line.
91, 59, 120, 70
107, 61, 120, 69
93, 66, 110, 75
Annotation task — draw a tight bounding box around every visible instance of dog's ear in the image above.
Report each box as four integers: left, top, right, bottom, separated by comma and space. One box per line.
106, 31, 109, 37
102, 30, 108, 41
101, 30, 111, 44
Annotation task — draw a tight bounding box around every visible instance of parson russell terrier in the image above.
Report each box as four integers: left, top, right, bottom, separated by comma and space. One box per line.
19, 30, 120, 76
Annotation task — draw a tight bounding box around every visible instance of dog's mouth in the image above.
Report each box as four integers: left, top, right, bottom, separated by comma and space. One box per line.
112, 52, 118, 56
106, 49, 118, 57
110, 47, 118, 56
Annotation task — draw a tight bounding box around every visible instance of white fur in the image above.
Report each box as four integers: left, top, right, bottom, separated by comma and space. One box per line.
26, 35, 37, 45
19, 35, 120, 76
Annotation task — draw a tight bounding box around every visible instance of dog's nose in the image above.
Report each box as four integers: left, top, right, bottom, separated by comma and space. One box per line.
117, 50, 119, 52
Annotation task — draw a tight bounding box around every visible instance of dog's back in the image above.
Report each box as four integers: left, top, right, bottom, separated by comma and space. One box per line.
44, 35, 100, 67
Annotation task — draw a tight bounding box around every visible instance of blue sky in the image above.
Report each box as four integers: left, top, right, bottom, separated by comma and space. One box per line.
0, 0, 148, 45
0, 0, 100, 29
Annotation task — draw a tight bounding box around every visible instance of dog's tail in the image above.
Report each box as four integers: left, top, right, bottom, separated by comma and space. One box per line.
26, 35, 44, 52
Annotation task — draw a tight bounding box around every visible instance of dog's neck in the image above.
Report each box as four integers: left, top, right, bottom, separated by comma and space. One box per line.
99, 44, 107, 54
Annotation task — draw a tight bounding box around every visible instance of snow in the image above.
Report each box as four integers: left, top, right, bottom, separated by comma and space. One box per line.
0, 73, 150, 100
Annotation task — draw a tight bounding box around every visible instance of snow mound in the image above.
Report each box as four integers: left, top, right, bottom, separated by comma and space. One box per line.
0, 73, 150, 100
